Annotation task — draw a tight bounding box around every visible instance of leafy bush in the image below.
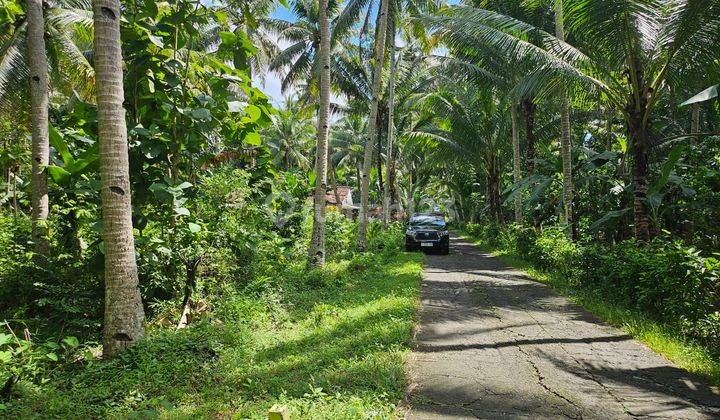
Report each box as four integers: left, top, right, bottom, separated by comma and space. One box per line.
465, 223, 483, 238
465, 221, 503, 247
509, 224, 538, 258
530, 227, 581, 277
324, 210, 355, 260
367, 221, 404, 255
0, 215, 103, 336
580, 239, 720, 350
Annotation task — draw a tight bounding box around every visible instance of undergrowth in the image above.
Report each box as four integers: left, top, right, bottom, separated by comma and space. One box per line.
5, 251, 423, 418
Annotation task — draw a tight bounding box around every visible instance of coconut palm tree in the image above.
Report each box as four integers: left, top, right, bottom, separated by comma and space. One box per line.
0, 0, 95, 112
220, 0, 283, 83
265, 97, 315, 170
382, 37, 399, 226
554, 0, 573, 237
429, 48, 534, 224
330, 113, 367, 192
308, 0, 331, 266
426, 1, 720, 241
356, 0, 389, 251
409, 87, 510, 225
24, 0, 50, 254
1, 0, 94, 252
92, 0, 145, 357
269, 0, 367, 104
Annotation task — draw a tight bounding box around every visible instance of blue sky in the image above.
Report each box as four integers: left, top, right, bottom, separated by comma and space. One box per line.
260, 6, 295, 106
272, 5, 296, 21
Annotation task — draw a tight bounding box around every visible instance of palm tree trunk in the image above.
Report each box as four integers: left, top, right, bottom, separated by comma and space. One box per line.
522, 98, 536, 175
560, 100, 573, 234
12, 166, 18, 217
392, 148, 403, 215
93, 0, 145, 357
245, 21, 254, 83
511, 104, 523, 224
555, 0, 573, 238
357, 0, 389, 251
382, 36, 398, 227
487, 158, 505, 226
308, 0, 331, 266
26, 0, 50, 255
407, 170, 414, 218
629, 121, 651, 242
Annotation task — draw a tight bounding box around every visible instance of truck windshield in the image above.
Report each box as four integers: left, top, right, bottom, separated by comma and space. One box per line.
410, 216, 445, 227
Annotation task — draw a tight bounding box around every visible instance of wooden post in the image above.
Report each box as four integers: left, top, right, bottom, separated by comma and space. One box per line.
268, 404, 290, 420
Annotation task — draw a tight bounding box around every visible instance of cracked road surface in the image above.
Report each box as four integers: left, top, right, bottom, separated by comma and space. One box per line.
406, 236, 720, 419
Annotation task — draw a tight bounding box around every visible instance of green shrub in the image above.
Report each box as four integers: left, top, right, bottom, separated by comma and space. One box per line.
504, 224, 537, 257
367, 221, 404, 255
531, 227, 581, 277
483, 222, 503, 247
324, 210, 355, 260
581, 239, 720, 350
465, 223, 483, 238
0, 332, 80, 399
465, 221, 503, 247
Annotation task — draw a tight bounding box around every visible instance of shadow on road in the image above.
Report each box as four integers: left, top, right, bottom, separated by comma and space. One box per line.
407, 236, 720, 419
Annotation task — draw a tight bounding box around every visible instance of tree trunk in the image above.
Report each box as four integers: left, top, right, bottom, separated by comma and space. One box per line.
382, 36, 398, 227
357, 0, 389, 251
511, 104, 523, 224
376, 127, 383, 196
522, 98, 536, 175
176, 257, 201, 330
308, 0, 331, 266
629, 122, 651, 242
392, 169, 402, 215
555, 0, 573, 238
605, 106, 614, 151
407, 170, 414, 218
94, 0, 145, 357
560, 99, 573, 236
487, 159, 505, 226
392, 146, 403, 215
26, 0, 50, 255
12, 166, 18, 217
245, 21, 254, 83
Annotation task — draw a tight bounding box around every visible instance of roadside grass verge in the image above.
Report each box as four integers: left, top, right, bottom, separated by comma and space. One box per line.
467, 236, 720, 388
5, 252, 424, 419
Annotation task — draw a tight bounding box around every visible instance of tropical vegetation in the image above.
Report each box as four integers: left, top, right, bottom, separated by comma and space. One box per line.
1, 0, 719, 416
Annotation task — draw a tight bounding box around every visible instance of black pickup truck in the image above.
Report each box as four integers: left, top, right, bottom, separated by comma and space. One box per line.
405, 213, 450, 254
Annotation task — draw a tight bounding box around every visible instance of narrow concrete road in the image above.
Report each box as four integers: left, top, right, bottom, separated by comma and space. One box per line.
406, 236, 720, 419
